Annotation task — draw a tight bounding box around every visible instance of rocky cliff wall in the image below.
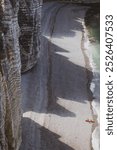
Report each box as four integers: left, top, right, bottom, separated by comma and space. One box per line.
0, 0, 42, 149
18, 0, 42, 72
0, 0, 21, 150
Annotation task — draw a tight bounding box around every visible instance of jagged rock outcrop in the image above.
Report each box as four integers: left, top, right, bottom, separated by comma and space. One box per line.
18, 0, 42, 72
0, 0, 21, 150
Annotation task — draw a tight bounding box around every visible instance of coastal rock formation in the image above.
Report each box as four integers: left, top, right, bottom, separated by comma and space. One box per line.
18, 0, 42, 72
0, 0, 42, 149
0, 0, 21, 150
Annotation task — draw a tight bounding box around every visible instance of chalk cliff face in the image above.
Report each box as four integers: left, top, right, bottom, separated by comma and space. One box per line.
0, 0, 21, 150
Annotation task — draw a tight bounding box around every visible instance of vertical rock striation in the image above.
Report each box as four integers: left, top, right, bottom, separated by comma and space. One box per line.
18, 0, 42, 72
0, 0, 42, 149
0, 0, 21, 150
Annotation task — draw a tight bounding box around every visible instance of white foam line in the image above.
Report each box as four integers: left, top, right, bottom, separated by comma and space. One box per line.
82, 21, 100, 150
